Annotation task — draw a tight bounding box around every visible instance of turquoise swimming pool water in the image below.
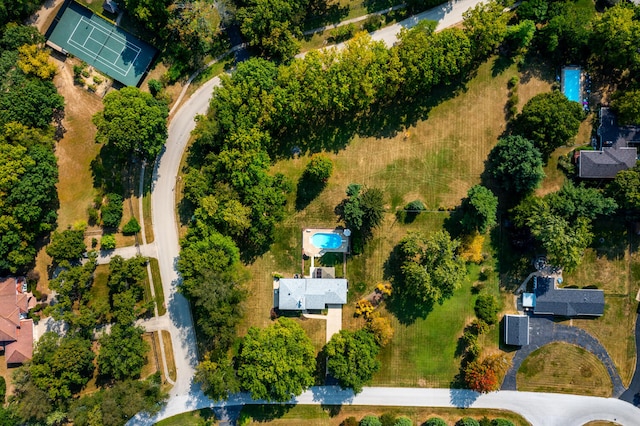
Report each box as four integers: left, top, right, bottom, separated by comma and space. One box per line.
311, 233, 342, 249
563, 68, 581, 102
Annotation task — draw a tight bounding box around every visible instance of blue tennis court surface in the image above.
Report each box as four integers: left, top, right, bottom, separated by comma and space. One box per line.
562, 67, 581, 103
46, 1, 156, 86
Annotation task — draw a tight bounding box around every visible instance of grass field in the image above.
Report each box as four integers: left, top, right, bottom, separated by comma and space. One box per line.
563, 219, 638, 386
162, 330, 177, 382
238, 57, 553, 386
149, 258, 166, 316
155, 408, 216, 426
239, 405, 531, 426
517, 342, 613, 397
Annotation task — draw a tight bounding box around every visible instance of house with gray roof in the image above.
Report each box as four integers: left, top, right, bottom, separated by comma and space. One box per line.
504, 315, 529, 346
525, 276, 604, 317
276, 278, 347, 311
579, 107, 639, 179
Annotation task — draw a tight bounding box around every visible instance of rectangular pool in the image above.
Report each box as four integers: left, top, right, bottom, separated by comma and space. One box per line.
562, 67, 582, 103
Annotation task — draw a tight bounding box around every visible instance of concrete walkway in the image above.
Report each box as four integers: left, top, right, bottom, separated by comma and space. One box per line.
302, 304, 343, 343
502, 316, 626, 397
95, 243, 158, 264
302, 4, 407, 36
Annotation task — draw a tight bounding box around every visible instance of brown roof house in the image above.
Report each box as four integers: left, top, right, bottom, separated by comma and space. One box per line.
0, 277, 35, 365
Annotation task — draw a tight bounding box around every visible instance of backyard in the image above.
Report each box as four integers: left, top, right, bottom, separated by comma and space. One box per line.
239, 56, 553, 386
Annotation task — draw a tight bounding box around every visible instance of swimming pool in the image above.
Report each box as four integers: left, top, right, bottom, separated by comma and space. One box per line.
563, 67, 581, 103
311, 232, 342, 250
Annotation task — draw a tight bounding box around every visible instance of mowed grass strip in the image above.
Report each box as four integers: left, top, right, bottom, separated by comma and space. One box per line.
155, 408, 216, 426
517, 342, 613, 397
239, 57, 553, 386
240, 405, 532, 426
162, 330, 177, 382
149, 258, 166, 316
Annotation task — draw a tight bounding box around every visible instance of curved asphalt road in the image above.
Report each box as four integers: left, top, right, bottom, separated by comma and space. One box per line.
621, 306, 640, 404
502, 316, 626, 397
129, 0, 640, 424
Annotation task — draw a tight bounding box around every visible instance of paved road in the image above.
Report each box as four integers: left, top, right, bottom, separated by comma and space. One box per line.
502, 316, 626, 397
621, 305, 640, 404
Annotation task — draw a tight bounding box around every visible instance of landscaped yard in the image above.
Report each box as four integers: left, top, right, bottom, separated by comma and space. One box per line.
517, 342, 613, 397
240, 405, 531, 426
238, 57, 553, 386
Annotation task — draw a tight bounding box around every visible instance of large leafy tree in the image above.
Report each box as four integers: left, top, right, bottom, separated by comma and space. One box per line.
46, 229, 86, 263
460, 185, 498, 234
607, 166, 640, 211
337, 184, 385, 250
97, 324, 149, 382
512, 91, 583, 161
591, 4, 640, 74
237, 0, 309, 61
544, 181, 617, 221
391, 231, 466, 322
487, 135, 545, 196
462, 0, 508, 59
325, 329, 380, 394
538, 0, 594, 65
93, 87, 168, 162
194, 357, 240, 402
236, 317, 315, 402
48, 259, 97, 323
611, 89, 640, 126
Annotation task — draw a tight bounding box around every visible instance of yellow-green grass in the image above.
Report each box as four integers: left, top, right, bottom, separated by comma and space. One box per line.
517, 342, 613, 397
142, 161, 154, 243
564, 219, 637, 386
88, 263, 111, 322
238, 58, 553, 386
149, 258, 166, 316
155, 408, 216, 426
240, 405, 531, 426
162, 330, 177, 382
140, 332, 159, 379
302, 0, 406, 32
584, 422, 622, 426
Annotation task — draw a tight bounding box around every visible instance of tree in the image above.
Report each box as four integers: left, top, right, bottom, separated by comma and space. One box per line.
101, 193, 123, 228
544, 181, 617, 221
492, 420, 515, 426
360, 415, 382, 426
512, 91, 584, 161
0, 23, 44, 50
97, 324, 149, 382
236, 317, 316, 402
394, 417, 413, 426
464, 358, 499, 393
461, 185, 498, 234
463, 0, 508, 59
591, 4, 640, 74
122, 217, 141, 235
29, 333, 95, 401
237, 0, 309, 61
487, 135, 545, 195
366, 315, 394, 347
304, 155, 333, 183
100, 234, 116, 250
612, 89, 640, 125
457, 418, 481, 426
424, 418, 447, 426
166, 1, 222, 65
194, 357, 239, 402
48, 260, 97, 322
46, 229, 86, 262
93, 87, 168, 162
538, 1, 594, 65
325, 329, 381, 394
474, 293, 499, 325
0, 74, 64, 129
394, 231, 466, 310
607, 166, 640, 211
17, 44, 56, 79
337, 184, 385, 249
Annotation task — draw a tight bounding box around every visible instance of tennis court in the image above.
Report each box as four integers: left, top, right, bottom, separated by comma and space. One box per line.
46, 1, 156, 86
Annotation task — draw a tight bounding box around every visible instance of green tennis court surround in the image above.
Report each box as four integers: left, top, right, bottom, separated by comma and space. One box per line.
46, 1, 156, 87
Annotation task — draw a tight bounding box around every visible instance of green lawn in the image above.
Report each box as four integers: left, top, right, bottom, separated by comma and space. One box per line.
149, 258, 166, 316
155, 408, 216, 426
239, 57, 553, 386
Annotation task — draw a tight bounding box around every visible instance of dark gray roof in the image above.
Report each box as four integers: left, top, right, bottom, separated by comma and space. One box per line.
578, 147, 637, 179
533, 276, 604, 317
598, 107, 640, 148
504, 315, 529, 346
103, 0, 119, 13
277, 278, 347, 310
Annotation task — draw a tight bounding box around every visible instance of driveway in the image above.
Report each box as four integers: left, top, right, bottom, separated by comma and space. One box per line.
502, 316, 626, 397
620, 304, 640, 405
95, 243, 157, 264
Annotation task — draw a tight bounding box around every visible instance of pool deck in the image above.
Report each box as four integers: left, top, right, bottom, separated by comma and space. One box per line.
302, 228, 350, 258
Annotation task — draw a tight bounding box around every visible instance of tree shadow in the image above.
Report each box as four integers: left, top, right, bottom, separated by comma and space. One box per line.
295, 174, 327, 211
241, 404, 294, 422
491, 54, 515, 77
448, 388, 479, 408
90, 144, 125, 195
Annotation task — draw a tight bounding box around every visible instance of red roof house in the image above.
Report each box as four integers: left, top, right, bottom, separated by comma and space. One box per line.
0, 277, 35, 366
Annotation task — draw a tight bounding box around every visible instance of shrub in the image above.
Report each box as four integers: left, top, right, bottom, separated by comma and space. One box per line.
362, 14, 384, 32
508, 76, 519, 89
93, 75, 103, 84
305, 155, 333, 183
456, 418, 480, 426
394, 417, 412, 426
380, 413, 396, 426
330, 24, 356, 43
101, 234, 116, 250
341, 417, 359, 426
0, 376, 6, 403
366, 316, 394, 346
91, 237, 98, 248
460, 233, 484, 263
423, 418, 447, 426
148, 79, 163, 97
88, 206, 100, 225
474, 293, 499, 325
355, 299, 375, 319
122, 217, 141, 235
492, 420, 515, 426
360, 415, 382, 426
101, 193, 123, 228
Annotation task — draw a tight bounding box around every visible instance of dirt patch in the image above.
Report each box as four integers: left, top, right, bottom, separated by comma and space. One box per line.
32, 0, 65, 33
